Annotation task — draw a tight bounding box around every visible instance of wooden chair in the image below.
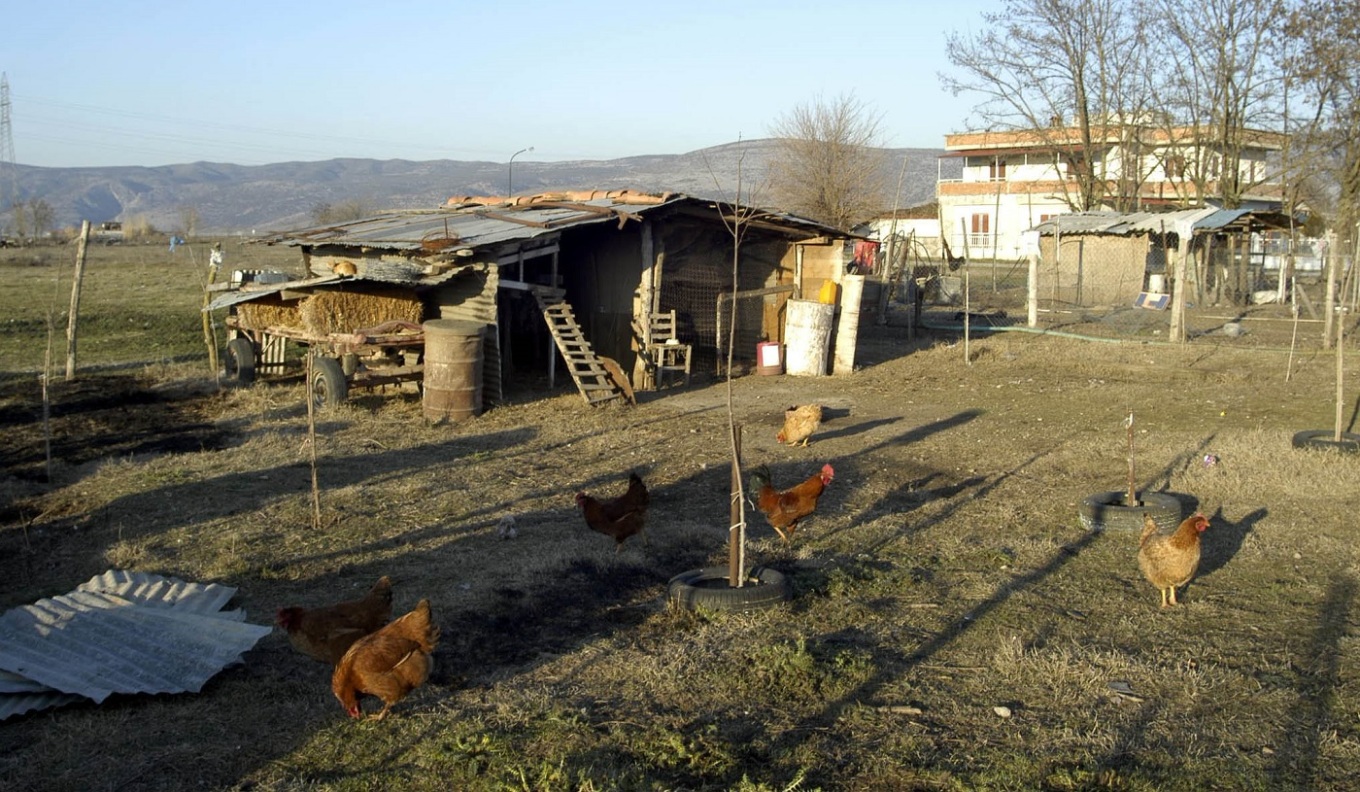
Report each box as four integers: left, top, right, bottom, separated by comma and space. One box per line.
636, 310, 692, 388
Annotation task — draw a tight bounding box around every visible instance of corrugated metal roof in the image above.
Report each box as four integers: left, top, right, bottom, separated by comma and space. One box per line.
1035, 207, 1288, 237
262, 191, 849, 253
0, 570, 271, 720
1192, 208, 1253, 230
204, 263, 475, 313
266, 193, 689, 252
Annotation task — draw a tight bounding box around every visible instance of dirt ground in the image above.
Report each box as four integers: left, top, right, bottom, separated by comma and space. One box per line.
2, 310, 1359, 790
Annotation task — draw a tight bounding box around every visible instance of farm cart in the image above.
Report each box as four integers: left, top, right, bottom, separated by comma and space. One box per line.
213, 276, 428, 408
224, 318, 425, 407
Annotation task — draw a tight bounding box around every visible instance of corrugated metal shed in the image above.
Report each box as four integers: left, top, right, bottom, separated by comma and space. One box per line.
0, 570, 271, 720
1036, 207, 1292, 237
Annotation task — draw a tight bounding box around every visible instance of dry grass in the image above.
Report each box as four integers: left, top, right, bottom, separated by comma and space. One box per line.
1, 245, 1359, 790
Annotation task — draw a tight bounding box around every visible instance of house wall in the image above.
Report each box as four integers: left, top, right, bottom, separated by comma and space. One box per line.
942, 132, 1286, 260
865, 218, 941, 260
939, 188, 1071, 262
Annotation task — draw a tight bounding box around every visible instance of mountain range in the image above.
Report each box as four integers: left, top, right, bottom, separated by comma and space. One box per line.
2, 139, 950, 235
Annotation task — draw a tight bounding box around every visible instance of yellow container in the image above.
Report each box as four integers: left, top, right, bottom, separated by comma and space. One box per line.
818, 279, 839, 305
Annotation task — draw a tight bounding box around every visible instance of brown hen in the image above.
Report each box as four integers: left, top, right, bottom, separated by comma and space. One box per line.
1137, 512, 1210, 607
575, 472, 650, 552
777, 404, 823, 447
332, 598, 440, 720
276, 576, 393, 665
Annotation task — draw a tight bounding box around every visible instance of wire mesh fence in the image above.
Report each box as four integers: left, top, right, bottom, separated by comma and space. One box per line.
886, 233, 1359, 350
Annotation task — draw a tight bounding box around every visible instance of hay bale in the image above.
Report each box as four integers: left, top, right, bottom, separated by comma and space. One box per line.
297, 288, 424, 336
236, 298, 303, 332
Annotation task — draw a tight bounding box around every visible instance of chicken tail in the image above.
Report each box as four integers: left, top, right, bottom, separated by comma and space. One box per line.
370, 576, 393, 604
748, 464, 773, 493
392, 599, 440, 653
1139, 512, 1158, 547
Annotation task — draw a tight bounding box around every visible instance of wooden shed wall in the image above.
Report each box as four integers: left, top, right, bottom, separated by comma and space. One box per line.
557, 224, 644, 371
428, 263, 501, 405
1038, 234, 1148, 306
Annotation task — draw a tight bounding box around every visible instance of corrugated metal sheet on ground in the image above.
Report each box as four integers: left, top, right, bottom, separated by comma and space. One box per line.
0, 570, 271, 720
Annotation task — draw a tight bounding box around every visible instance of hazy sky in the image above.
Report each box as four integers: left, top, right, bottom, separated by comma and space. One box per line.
6, 0, 1002, 168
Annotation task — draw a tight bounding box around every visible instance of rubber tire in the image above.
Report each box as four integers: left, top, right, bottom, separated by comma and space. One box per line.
310, 356, 349, 409
1291, 430, 1360, 453
667, 566, 791, 612
1079, 491, 1182, 533
225, 337, 256, 385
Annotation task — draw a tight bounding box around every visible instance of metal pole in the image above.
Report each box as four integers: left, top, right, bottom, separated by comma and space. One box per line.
508, 146, 533, 196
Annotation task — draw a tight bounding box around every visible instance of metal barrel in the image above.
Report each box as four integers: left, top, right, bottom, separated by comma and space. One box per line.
783, 299, 835, 376
422, 319, 484, 423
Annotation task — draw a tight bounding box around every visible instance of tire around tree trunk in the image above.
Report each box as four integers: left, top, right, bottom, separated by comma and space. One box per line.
667, 566, 791, 612
1078, 491, 1183, 533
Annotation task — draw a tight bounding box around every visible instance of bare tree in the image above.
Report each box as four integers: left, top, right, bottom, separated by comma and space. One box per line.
767, 93, 888, 231
27, 198, 52, 240
177, 205, 200, 238
1285, 0, 1360, 244
9, 199, 27, 240
333, 199, 371, 222
942, 0, 1151, 211
311, 199, 372, 226
1144, 0, 1291, 209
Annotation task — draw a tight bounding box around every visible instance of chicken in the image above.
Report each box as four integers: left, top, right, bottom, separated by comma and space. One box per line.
749, 463, 835, 541
276, 576, 394, 665
777, 404, 823, 447
332, 598, 440, 720
1137, 512, 1210, 607
575, 472, 650, 552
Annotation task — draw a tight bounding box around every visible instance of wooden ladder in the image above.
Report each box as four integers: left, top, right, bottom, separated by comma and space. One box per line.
532, 288, 627, 406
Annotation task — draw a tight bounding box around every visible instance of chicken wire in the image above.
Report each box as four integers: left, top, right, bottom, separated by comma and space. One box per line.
908, 237, 1350, 342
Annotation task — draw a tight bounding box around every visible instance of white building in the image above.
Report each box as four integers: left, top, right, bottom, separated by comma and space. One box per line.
936, 124, 1289, 261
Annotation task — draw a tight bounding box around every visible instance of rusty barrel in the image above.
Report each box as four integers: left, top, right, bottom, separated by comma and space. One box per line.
422, 319, 484, 423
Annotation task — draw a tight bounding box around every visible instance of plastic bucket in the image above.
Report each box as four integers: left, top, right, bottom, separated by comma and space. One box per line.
422, 319, 484, 422
756, 341, 783, 375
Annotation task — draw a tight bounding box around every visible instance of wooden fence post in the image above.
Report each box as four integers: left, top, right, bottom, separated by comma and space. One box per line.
64, 220, 91, 381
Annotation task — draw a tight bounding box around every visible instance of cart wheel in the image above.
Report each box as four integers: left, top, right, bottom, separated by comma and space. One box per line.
225, 338, 256, 385
310, 356, 349, 409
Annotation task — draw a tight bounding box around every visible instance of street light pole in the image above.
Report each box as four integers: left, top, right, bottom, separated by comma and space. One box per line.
508, 146, 533, 196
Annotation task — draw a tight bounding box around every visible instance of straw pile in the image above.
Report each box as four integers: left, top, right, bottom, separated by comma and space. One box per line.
296, 288, 424, 336
236, 297, 303, 332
